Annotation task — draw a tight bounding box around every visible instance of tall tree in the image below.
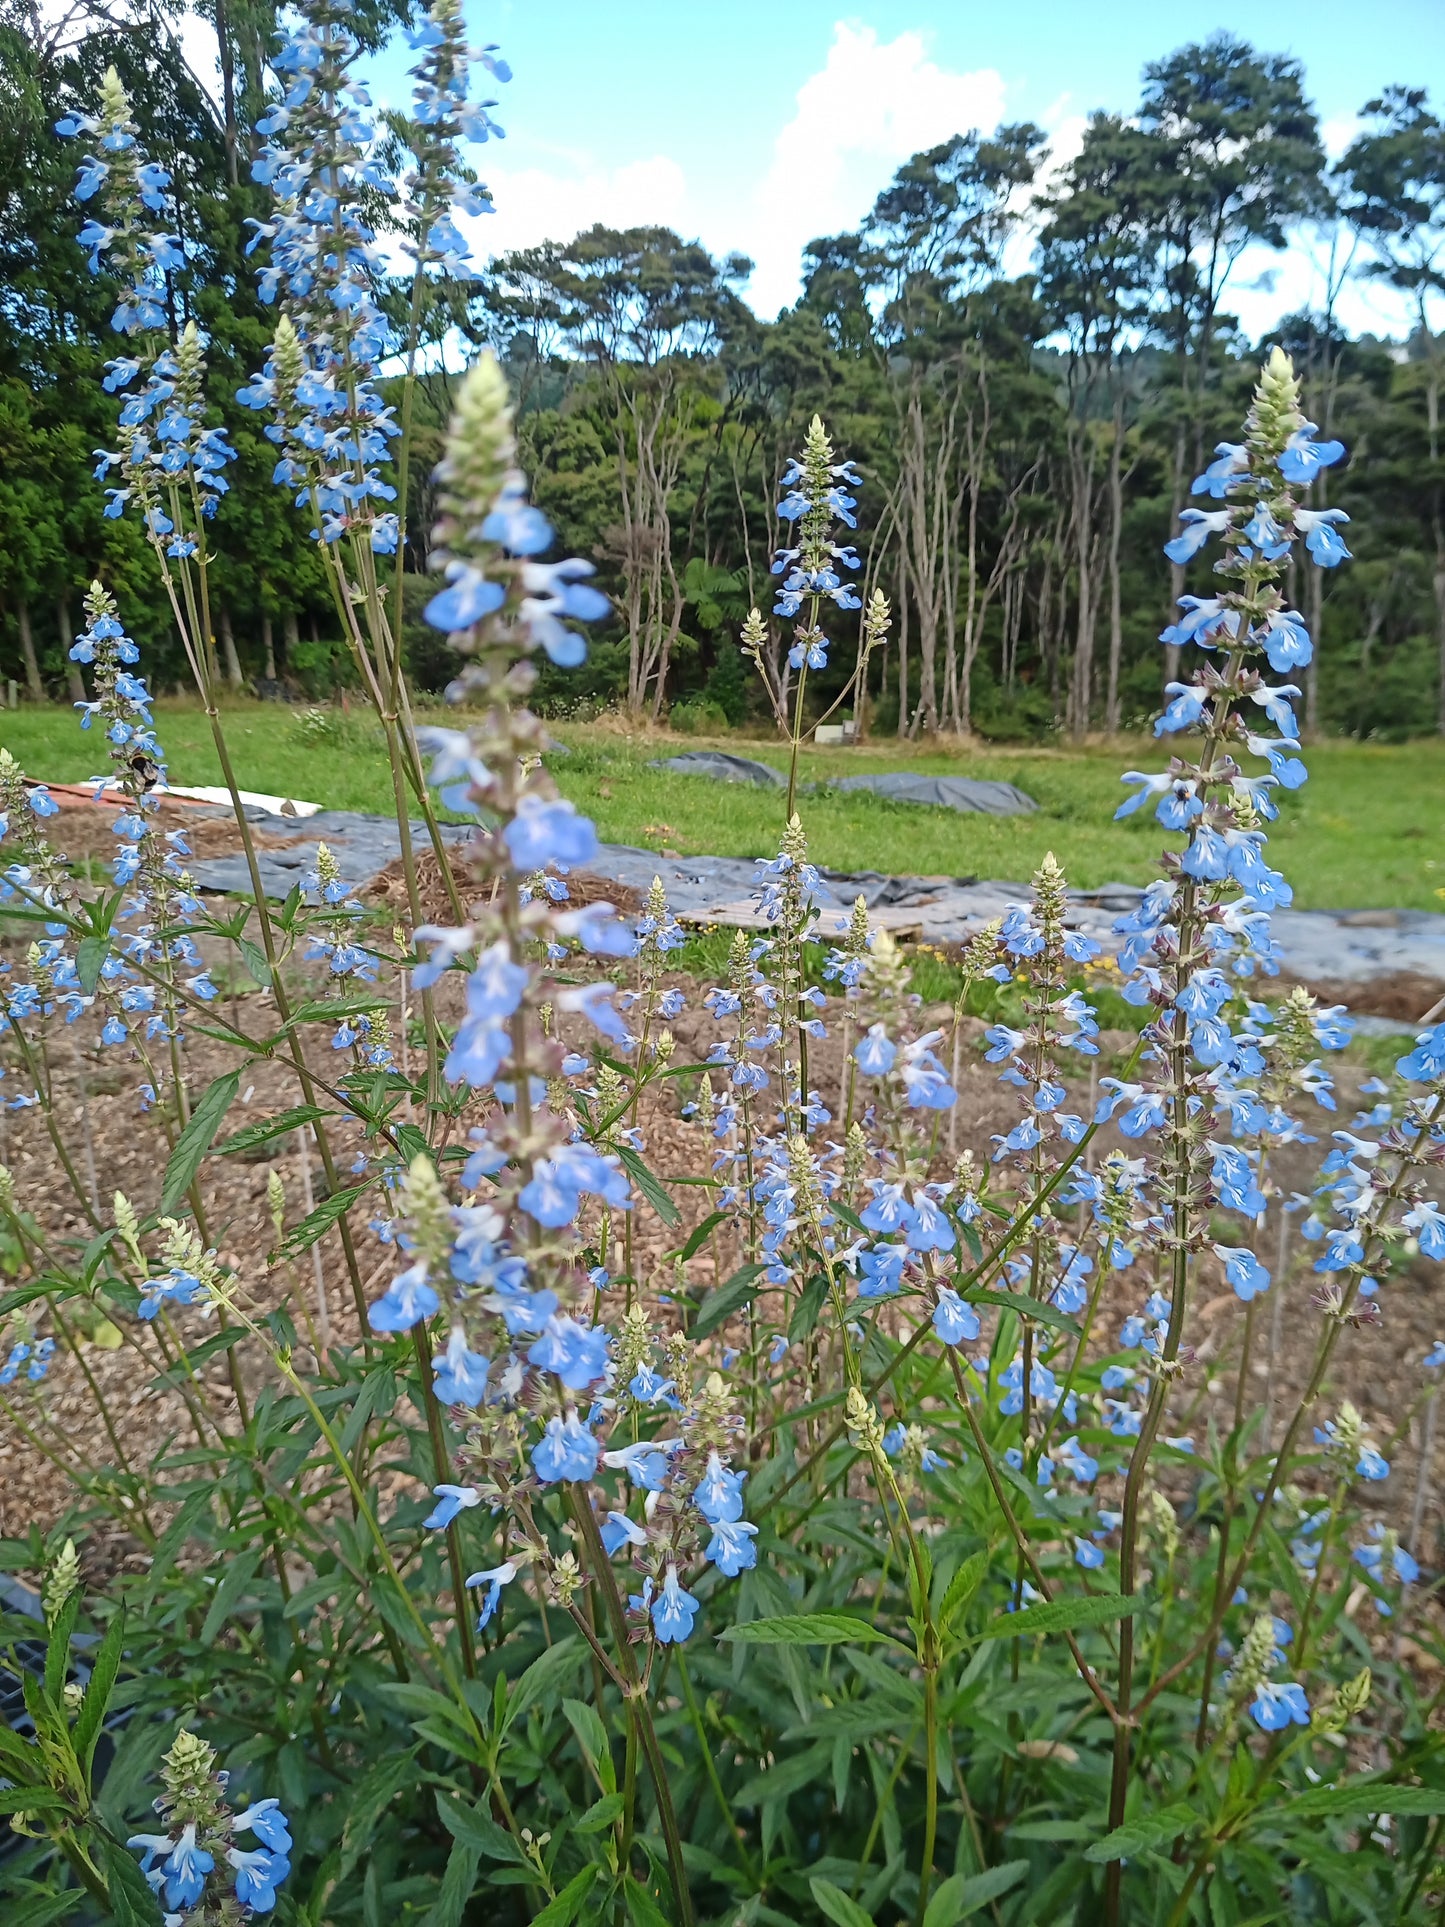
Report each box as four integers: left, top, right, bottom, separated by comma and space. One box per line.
1137, 36, 1325, 678
1342, 87, 1445, 733
1037, 114, 1155, 735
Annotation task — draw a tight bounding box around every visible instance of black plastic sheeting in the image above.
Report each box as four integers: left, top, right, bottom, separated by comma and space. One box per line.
190, 805, 479, 899
182, 809, 1445, 988
652, 754, 1038, 817
830, 772, 1037, 815
651, 752, 785, 786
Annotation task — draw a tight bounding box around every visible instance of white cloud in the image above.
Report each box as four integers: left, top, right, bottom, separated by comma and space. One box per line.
470, 151, 690, 258
745, 23, 1008, 314
455, 22, 1008, 317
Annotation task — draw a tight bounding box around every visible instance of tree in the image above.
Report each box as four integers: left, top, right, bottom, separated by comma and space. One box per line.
1342, 87, 1445, 733
480, 227, 751, 719
1137, 36, 1325, 679
1037, 115, 1156, 734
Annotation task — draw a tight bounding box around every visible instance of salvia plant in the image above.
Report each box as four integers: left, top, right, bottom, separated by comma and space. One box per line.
0, 6, 1443, 1924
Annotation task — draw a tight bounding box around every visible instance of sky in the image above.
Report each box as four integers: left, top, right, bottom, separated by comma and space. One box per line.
188, 0, 1445, 340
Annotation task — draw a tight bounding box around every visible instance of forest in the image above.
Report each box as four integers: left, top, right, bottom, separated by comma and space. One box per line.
2, 0, 1445, 742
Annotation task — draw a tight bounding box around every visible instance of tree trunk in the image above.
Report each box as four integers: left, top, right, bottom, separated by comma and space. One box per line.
261, 613, 277, 680
1068, 434, 1096, 740
1105, 395, 1125, 735
1304, 527, 1323, 738
284, 609, 300, 674
896, 578, 909, 739
1163, 415, 1187, 688
218, 606, 244, 688
17, 598, 42, 699
59, 596, 84, 703
215, 0, 240, 187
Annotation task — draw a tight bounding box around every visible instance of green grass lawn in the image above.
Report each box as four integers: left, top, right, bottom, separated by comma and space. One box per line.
4, 701, 1443, 912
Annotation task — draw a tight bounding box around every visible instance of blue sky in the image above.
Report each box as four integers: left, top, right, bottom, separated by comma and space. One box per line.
358, 4, 1443, 336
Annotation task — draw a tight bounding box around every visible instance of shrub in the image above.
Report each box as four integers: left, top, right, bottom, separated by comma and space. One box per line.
668, 697, 730, 735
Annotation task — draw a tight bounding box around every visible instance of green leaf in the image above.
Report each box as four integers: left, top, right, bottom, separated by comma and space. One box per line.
788, 1272, 829, 1343
237, 935, 273, 987
924, 1862, 1030, 1920
284, 995, 392, 1027
419, 1838, 479, 1927
44, 1588, 80, 1703
274, 1183, 368, 1262
677, 1210, 727, 1261
505, 1635, 585, 1728
623, 1874, 669, 1927
691, 1263, 767, 1341
1085, 1804, 1199, 1863
562, 1696, 616, 1795
533, 1867, 598, 1927
337, 1747, 420, 1885
721, 1613, 911, 1652
393, 1121, 432, 1165
938, 1549, 990, 1631
99, 1835, 165, 1927
73, 1606, 125, 1775
161, 1069, 240, 1212
616, 1145, 680, 1226
216, 1105, 328, 1156
809, 1877, 877, 1927
979, 1592, 1137, 1641
1282, 1782, 1445, 1820
436, 1792, 528, 1864
576, 1790, 625, 1833
5, 1893, 83, 1927
199, 1552, 261, 1645
76, 933, 110, 996
0, 1787, 72, 1816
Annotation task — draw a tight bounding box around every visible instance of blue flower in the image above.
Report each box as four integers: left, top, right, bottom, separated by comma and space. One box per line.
1261, 609, 1312, 672
465, 1560, 517, 1628
1295, 507, 1351, 567
857, 1244, 906, 1300
424, 1483, 481, 1529
160, 1826, 213, 1909
602, 1438, 674, 1490
368, 1261, 439, 1333
431, 1328, 490, 1406
232, 1801, 292, 1856
932, 1286, 980, 1346
1216, 1245, 1270, 1301
1155, 682, 1209, 735
1404, 1202, 1445, 1261
854, 1025, 896, 1076
650, 1565, 699, 1643
28, 788, 60, 818
1278, 426, 1344, 486
531, 1411, 599, 1483
601, 1509, 648, 1555
1398, 1022, 1445, 1083
504, 796, 598, 871
1192, 442, 1247, 497
424, 561, 506, 632
1249, 1680, 1310, 1731
519, 1145, 629, 1228
528, 1314, 609, 1390
229, 1846, 291, 1911
1164, 508, 1229, 565
1239, 502, 1289, 557
693, 1450, 745, 1524
705, 1519, 758, 1576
